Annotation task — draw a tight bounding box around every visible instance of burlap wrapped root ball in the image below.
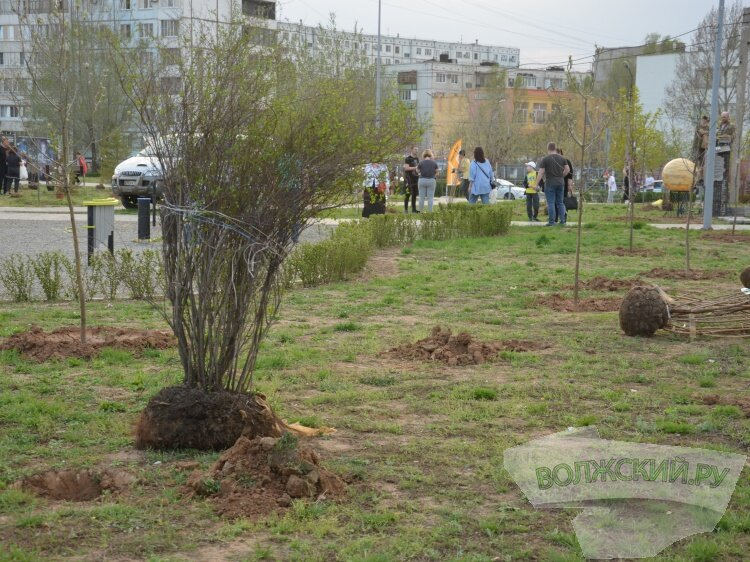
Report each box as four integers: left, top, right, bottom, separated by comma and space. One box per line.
741, 267, 750, 289
619, 286, 670, 337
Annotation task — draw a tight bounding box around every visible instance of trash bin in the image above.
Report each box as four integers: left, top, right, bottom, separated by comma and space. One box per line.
83, 197, 118, 264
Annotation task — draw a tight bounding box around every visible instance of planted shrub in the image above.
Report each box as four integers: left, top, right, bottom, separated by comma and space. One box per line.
32, 251, 66, 301
120, 248, 163, 300
0, 255, 35, 302
368, 214, 419, 248
89, 251, 121, 301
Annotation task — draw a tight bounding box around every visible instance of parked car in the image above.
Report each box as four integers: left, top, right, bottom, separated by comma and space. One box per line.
495, 178, 525, 200
111, 148, 163, 209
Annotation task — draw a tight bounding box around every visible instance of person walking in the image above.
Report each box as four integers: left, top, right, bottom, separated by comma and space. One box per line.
74, 152, 88, 185
536, 142, 569, 226
403, 146, 420, 214
607, 171, 617, 204
3, 145, 22, 195
467, 146, 493, 205
416, 149, 438, 212
0, 137, 8, 195
457, 149, 471, 200
523, 161, 540, 221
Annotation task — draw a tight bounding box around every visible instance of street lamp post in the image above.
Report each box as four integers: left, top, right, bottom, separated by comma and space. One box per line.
375, 0, 381, 127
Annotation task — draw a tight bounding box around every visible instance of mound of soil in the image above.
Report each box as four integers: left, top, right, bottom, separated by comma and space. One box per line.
186, 435, 345, 519
571, 276, 641, 292
641, 268, 730, 280
135, 386, 288, 451
17, 469, 135, 501
541, 294, 622, 312
0, 325, 175, 362
609, 247, 665, 257
700, 231, 750, 243
388, 326, 548, 366
701, 395, 750, 417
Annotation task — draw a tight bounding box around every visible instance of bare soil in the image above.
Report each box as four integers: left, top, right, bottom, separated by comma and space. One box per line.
700, 231, 750, 243
570, 275, 641, 292
609, 247, 665, 257
16, 469, 135, 501
701, 394, 750, 418
135, 386, 288, 451
388, 326, 549, 366
186, 435, 345, 519
540, 293, 622, 312
640, 267, 731, 280
0, 325, 174, 362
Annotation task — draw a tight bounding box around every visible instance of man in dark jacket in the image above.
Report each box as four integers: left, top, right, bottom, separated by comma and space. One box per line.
3, 144, 21, 195
403, 146, 420, 214
537, 142, 570, 226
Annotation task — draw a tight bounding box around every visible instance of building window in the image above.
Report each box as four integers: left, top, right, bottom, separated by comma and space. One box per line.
456, 51, 461, 58
120, 0, 131, 9
242, 0, 276, 19
436, 73, 446, 83
509, 55, 516, 62
162, 48, 180, 65
532, 103, 547, 124
425, 48, 431, 56
464, 52, 469, 59
385, 58, 391, 64
449, 73, 458, 84
474, 53, 478, 60
501, 54, 507, 62
416, 47, 422, 55
395, 46, 400, 54
160, 77, 182, 94
395, 59, 400, 64
166, 0, 176, 6
465, 82, 473, 88
345, 40, 349, 48
120, 24, 131, 38
138, 22, 154, 38
494, 55, 498, 61
0, 53, 3, 66
385, 45, 391, 53
139, 0, 155, 8
161, 20, 179, 37
514, 102, 527, 123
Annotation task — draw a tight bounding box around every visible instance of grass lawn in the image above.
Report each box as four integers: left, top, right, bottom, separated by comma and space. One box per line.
0, 219, 749, 561
0, 183, 113, 208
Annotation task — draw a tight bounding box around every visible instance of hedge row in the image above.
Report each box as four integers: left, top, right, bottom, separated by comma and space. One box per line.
288, 204, 513, 287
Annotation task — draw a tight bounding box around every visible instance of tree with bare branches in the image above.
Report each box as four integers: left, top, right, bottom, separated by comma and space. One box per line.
113, 21, 420, 450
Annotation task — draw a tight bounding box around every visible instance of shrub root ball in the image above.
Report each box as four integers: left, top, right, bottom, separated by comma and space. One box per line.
135, 386, 287, 451
741, 267, 750, 288
619, 286, 670, 337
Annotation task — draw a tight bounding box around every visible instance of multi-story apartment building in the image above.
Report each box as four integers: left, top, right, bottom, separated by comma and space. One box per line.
0, 0, 276, 139
389, 60, 590, 152
276, 20, 519, 70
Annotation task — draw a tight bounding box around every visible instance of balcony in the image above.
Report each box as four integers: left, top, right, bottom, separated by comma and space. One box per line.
242, 0, 276, 20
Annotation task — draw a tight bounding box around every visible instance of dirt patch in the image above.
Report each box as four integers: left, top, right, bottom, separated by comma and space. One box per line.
540, 293, 622, 312
357, 248, 401, 281
186, 435, 345, 519
701, 395, 750, 417
570, 276, 641, 292
135, 386, 288, 451
17, 469, 135, 501
387, 326, 549, 366
640, 267, 730, 280
609, 247, 665, 257
0, 325, 175, 362
700, 231, 750, 243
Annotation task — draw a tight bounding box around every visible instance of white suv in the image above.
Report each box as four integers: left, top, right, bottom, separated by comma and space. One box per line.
111, 148, 163, 209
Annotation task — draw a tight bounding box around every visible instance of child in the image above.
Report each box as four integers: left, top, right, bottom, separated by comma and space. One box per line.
523, 161, 540, 222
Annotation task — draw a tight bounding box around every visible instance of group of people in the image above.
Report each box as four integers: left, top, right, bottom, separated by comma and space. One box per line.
0, 137, 25, 196
521, 143, 574, 224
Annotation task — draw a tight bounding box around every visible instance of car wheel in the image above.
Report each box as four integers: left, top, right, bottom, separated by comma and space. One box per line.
121, 195, 139, 209
503, 192, 510, 200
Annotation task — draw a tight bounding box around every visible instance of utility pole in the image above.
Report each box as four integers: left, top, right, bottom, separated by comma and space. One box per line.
703, 0, 726, 230
731, 7, 750, 206
375, 0, 382, 127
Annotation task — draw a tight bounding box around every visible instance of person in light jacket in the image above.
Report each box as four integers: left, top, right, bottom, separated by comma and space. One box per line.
468, 146, 493, 205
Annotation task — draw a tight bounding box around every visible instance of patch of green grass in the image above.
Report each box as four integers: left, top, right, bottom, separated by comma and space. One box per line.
333, 322, 361, 332
656, 420, 695, 434
471, 387, 498, 401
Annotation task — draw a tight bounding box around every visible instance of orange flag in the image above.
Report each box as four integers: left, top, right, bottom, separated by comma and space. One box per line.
446, 139, 462, 186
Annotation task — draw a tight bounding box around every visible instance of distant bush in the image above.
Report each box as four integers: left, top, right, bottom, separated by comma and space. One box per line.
31, 252, 66, 301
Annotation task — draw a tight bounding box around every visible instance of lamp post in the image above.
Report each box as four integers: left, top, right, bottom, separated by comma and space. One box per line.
624, 61, 635, 252
375, 0, 381, 127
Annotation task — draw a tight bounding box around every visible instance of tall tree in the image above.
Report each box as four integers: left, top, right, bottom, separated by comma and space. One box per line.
665, 1, 744, 129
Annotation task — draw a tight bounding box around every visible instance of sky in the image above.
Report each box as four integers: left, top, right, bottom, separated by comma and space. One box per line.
276, 0, 735, 70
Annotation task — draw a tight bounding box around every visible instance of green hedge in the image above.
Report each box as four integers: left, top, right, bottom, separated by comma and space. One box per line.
288, 204, 513, 287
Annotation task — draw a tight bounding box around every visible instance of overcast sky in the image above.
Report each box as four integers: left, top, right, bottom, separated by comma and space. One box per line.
277, 0, 736, 69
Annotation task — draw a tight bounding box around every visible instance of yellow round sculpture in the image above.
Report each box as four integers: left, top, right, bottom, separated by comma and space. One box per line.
661, 158, 695, 192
